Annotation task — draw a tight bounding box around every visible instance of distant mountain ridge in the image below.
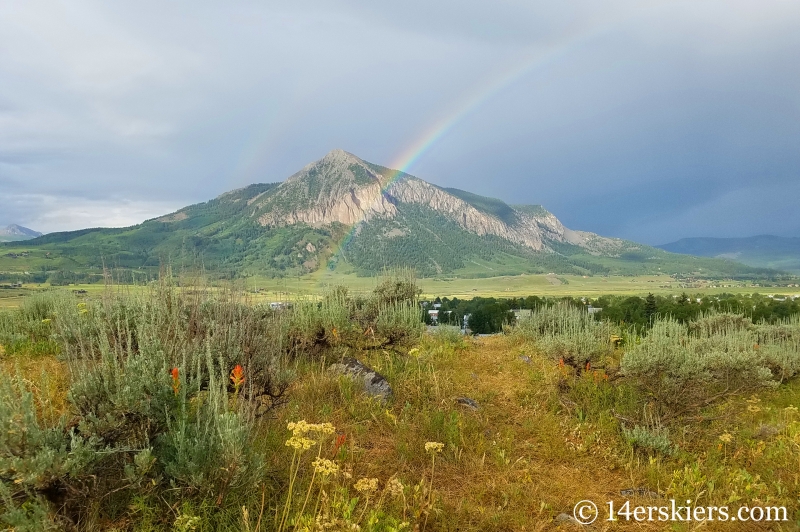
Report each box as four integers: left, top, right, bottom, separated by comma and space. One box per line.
658, 235, 800, 274
0, 224, 42, 242
0, 150, 779, 279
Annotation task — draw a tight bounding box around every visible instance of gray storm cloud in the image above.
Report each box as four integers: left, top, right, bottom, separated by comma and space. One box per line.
0, 0, 798, 242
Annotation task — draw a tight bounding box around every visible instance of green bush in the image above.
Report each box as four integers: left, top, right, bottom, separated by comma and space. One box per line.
286, 270, 423, 352
512, 303, 616, 365
0, 285, 286, 528
621, 313, 800, 413
622, 424, 674, 456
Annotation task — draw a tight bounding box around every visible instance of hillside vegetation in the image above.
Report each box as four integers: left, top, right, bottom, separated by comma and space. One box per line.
0, 151, 782, 284
1, 274, 799, 530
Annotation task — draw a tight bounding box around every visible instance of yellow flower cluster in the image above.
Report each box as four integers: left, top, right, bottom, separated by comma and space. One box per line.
284, 420, 336, 452
386, 477, 404, 498
285, 436, 315, 451
312, 457, 339, 476
353, 477, 379, 494
718, 433, 733, 444
424, 441, 444, 454
287, 420, 335, 436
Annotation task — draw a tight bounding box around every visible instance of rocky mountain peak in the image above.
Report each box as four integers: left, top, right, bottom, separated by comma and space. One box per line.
0, 224, 42, 237
286, 149, 380, 186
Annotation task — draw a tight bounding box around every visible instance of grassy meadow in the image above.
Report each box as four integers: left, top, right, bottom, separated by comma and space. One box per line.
1, 273, 799, 530
3, 271, 798, 310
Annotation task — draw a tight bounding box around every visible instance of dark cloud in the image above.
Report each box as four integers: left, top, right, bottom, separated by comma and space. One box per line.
0, 0, 797, 241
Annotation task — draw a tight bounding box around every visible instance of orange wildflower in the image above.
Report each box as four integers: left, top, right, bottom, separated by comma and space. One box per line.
170, 367, 180, 395
230, 364, 245, 391
333, 432, 346, 456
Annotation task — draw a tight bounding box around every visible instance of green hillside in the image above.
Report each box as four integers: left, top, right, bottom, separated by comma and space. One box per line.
658, 235, 800, 274
0, 152, 786, 284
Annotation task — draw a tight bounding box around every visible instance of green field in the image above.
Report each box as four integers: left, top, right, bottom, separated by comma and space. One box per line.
2, 272, 798, 309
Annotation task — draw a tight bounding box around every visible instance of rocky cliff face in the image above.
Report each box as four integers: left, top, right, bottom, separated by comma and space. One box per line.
255, 150, 397, 227
245, 149, 621, 254
386, 178, 547, 250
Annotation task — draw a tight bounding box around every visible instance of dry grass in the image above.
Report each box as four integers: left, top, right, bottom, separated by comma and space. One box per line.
269, 334, 800, 530
0, 343, 70, 427
275, 337, 635, 529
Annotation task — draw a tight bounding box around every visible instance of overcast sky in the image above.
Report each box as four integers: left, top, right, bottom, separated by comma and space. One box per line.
1, 0, 798, 244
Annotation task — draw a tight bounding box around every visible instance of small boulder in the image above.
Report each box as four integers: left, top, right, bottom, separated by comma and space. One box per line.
329, 357, 392, 401
519, 355, 532, 364
456, 397, 479, 410
620, 487, 661, 499
555, 513, 580, 525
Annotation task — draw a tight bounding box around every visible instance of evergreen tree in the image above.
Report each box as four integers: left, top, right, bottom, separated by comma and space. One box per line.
644, 292, 658, 323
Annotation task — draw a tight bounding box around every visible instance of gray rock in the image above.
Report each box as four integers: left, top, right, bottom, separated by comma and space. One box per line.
555, 513, 580, 524
329, 357, 392, 401
456, 397, 479, 410
519, 355, 531, 364
620, 487, 661, 499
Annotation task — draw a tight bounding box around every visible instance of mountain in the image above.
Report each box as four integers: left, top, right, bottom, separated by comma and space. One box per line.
0, 150, 779, 280
0, 224, 42, 242
658, 235, 800, 274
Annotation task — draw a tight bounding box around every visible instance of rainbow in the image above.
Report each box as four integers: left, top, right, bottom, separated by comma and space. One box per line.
322, 17, 621, 272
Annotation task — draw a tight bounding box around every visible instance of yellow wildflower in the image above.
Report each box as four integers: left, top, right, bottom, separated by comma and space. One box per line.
354, 477, 379, 494
287, 420, 335, 436
747, 405, 762, 413
312, 458, 339, 476
285, 435, 315, 451
408, 348, 420, 357
718, 433, 733, 444
424, 441, 444, 454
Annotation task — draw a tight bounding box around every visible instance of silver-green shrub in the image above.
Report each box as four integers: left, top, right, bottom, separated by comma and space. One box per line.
622, 313, 800, 412
512, 303, 616, 363
622, 424, 675, 456
1, 285, 284, 526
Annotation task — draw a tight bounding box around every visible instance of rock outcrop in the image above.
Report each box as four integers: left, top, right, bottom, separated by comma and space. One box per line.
329, 357, 393, 402
238, 149, 627, 256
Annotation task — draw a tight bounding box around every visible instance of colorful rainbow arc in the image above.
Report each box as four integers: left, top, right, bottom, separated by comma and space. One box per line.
322, 20, 615, 272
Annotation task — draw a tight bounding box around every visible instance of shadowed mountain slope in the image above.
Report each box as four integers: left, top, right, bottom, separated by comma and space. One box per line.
658, 235, 800, 274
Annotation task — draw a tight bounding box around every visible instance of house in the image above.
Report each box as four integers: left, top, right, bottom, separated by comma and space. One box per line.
587, 305, 602, 315
427, 309, 439, 324
512, 309, 532, 321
